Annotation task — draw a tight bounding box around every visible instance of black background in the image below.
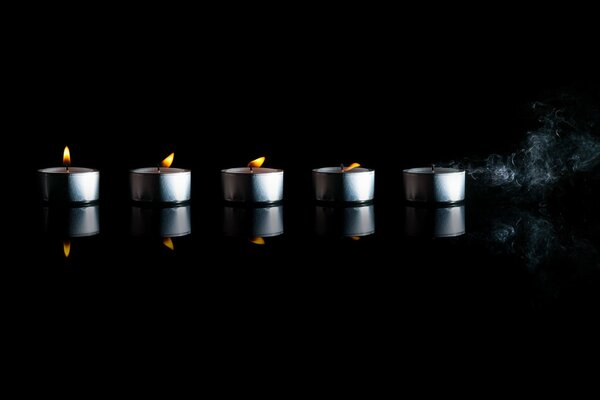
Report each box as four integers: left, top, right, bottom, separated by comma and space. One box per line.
5, 12, 600, 366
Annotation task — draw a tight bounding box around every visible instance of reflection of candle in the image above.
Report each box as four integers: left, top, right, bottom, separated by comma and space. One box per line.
403, 167, 465, 203
222, 157, 284, 203
131, 205, 192, 237
130, 153, 191, 203
42, 205, 100, 237
313, 163, 375, 203
315, 204, 375, 237
39, 146, 100, 203
404, 204, 465, 238
223, 205, 284, 238
41, 204, 100, 259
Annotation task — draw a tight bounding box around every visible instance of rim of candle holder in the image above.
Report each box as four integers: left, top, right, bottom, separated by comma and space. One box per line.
41, 203, 101, 210
403, 199, 465, 207
131, 231, 192, 239
405, 231, 466, 239
402, 167, 465, 174
312, 167, 374, 174
43, 229, 101, 239
38, 168, 100, 174
129, 167, 191, 174
314, 199, 375, 207
222, 199, 284, 208
40, 198, 100, 206
221, 168, 284, 175
130, 199, 192, 207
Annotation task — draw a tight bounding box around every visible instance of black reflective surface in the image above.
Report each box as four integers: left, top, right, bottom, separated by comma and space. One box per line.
8, 177, 599, 323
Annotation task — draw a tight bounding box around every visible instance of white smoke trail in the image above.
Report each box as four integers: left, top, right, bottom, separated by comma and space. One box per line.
447, 95, 600, 200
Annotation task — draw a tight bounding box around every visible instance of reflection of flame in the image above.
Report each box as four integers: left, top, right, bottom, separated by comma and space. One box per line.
161, 153, 175, 168
162, 237, 174, 250
249, 237, 265, 245
343, 162, 360, 172
350, 236, 361, 241
63, 146, 71, 166
63, 240, 71, 257
248, 156, 265, 168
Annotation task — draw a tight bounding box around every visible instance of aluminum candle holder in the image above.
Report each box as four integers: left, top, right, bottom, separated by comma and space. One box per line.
403, 167, 465, 204
313, 167, 375, 203
315, 204, 375, 237
130, 168, 191, 203
223, 205, 284, 238
222, 168, 284, 204
42, 205, 100, 237
39, 167, 100, 204
404, 204, 465, 238
131, 205, 192, 237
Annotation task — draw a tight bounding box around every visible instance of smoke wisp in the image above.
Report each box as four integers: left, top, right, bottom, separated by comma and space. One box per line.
447, 93, 600, 201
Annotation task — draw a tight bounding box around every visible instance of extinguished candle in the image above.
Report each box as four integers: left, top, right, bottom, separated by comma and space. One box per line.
222, 157, 284, 204
130, 152, 191, 203
313, 163, 375, 203
39, 146, 100, 204
403, 166, 465, 203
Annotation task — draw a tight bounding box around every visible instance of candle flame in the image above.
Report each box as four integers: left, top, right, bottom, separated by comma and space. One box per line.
63, 146, 71, 166
342, 162, 360, 172
63, 240, 71, 258
248, 156, 265, 168
161, 153, 175, 168
350, 236, 361, 241
162, 237, 174, 250
249, 236, 265, 245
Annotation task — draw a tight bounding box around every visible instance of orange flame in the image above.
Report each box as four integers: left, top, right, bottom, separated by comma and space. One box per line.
342, 162, 360, 172
63, 240, 71, 258
63, 146, 71, 166
248, 156, 265, 168
161, 153, 174, 168
249, 237, 265, 245
350, 236, 361, 241
162, 237, 174, 250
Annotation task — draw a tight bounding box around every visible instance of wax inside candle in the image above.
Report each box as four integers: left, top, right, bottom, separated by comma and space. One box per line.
314, 167, 371, 174
223, 167, 282, 174
131, 167, 190, 174
404, 167, 462, 174
40, 167, 97, 174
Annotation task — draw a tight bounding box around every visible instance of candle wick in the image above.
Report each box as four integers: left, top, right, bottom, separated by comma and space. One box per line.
431, 164, 435, 173
66, 165, 69, 172
250, 166, 254, 173
157, 165, 161, 173
340, 163, 344, 171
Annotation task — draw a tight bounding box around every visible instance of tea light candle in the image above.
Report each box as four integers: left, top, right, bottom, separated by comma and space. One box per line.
403, 166, 465, 203
313, 163, 375, 203
222, 157, 284, 204
39, 146, 100, 204
130, 153, 191, 203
